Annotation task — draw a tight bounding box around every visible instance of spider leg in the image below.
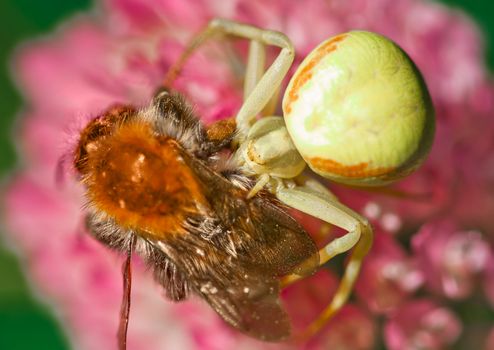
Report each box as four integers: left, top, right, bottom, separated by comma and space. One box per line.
295, 174, 339, 202
275, 184, 373, 339
247, 173, 270, 199
244, 40, 280, 117
164, 19, 294, 138
221, 21, 294, 137
244, 39, 266, 100
168, 19, 296, 195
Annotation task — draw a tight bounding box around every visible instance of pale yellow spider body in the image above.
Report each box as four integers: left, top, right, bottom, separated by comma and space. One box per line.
283, 31, 434, 186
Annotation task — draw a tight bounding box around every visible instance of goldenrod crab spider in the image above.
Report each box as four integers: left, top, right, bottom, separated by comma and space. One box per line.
165, 19, 435, 339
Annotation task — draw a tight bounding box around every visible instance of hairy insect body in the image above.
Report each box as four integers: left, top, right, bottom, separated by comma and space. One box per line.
82, 122, 206, 237
74, 92, 318, 341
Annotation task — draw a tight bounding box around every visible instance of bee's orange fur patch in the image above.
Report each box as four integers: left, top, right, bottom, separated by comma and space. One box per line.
206, 117, 236, 142
84, 122, 206, 238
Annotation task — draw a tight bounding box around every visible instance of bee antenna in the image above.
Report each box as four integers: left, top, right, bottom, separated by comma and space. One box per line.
117, 235, 136, 350
162, 24, 216, 89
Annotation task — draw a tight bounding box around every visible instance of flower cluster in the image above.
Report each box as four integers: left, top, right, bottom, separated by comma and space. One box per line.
3, 0, 494, 349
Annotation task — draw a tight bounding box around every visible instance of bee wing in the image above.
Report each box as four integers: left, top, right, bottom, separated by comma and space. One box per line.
245, 195, 319, 276
180, 148, 319, 277
151, 233, 292, 341
196, 260, 291, 341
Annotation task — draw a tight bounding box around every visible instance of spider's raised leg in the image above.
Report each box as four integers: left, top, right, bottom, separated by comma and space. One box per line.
244, 39, 266, 100
164, 19, 294, 137
244, 39, 281, 117
276, 182, 373, 339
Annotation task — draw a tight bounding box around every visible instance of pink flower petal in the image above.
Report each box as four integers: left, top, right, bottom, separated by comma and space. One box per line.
384, 300, 462, 350
356, 232, 423, 314
3, 0, 494, 348
413, 221, 492, 299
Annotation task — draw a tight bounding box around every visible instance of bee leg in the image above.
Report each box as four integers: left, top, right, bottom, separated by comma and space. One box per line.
275, 185, 373, 340
117, 235, 136, 350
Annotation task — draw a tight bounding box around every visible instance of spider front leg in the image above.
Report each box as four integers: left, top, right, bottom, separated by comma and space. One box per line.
276, 182, 373, 339
244, 39, 265, 100
163, 18, 295, 138
244, 39, 282, 118
233, 26, 294, 137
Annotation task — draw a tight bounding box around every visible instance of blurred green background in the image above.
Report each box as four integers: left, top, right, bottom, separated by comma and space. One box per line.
0, 1, 492, 349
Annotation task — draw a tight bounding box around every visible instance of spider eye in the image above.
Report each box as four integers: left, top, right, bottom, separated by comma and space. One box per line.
282, 31, 434, 186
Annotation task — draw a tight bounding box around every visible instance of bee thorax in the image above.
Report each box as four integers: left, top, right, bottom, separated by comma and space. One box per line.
82, 122, 207, 236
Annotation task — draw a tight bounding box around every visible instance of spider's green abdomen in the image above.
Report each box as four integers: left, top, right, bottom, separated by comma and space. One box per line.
282, 31, 434, 186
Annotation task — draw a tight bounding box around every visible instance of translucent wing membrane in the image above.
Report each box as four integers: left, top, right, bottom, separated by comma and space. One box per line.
247, 196, 319, 276
150, 231, 292, 340
199, 267, 291, 341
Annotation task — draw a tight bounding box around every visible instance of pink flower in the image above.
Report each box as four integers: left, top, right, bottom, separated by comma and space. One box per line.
356, 232, 423, 314
484, 256, 494, 308
309, 306, 376, 350
412, 221, 492, 299
3, 0, 494, 349
384, 300, 462, 350
282, 269, 376, 349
